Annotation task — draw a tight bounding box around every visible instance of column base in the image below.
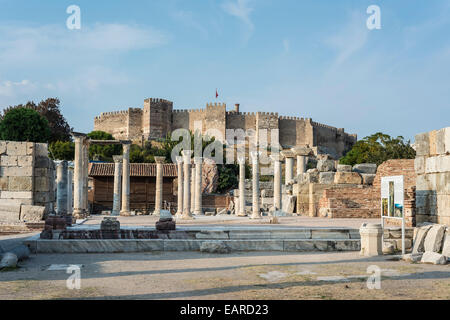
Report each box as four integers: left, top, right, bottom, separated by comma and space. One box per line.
180, 213, 195, 220
250, 213, 262, 219
111, 210, 120, 216
120, 210, 131, 216
152, 210, 161, 216
73, 209, 86, 220
237, 212, 247, 217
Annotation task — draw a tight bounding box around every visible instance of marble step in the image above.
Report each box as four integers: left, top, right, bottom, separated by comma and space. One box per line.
24, 237, 360, 253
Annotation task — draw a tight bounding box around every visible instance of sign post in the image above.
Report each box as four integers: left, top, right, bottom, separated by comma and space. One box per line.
381, 175, 405, 255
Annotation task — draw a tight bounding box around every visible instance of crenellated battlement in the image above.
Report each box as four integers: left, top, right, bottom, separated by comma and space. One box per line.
144, 98, 173, 104
311, 120, 341, 131
206, 102, 226, 108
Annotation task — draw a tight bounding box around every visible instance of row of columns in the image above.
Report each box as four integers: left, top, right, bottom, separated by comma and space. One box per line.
235, 147, 312, 217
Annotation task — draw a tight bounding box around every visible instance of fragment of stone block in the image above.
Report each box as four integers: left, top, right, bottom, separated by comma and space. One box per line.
429, 130, 438, 155
333, 172, 362, 184
445, 127, 450, 154
420, 251, 447, 265
415, 132, 430, 156
319, 172, 335, 184
200, 241, 230, 254
101, 217, 120, 232
361, 173, 376, 185
1, 155, 18, 166
216, 208, 228, 215
352, 163, 377, 174
423, 224, 446, 252
8, 176, 33, 191
336, 164, 352, 172
6, 141, 27, 156
382, 242, 395, 254
0, 141, 6, 154
414, 156, 425, 175
0, 252, 18, 269
435, 128, 446, 155
317, 159, 335, 172
20, 205, 46, 222
34, 143, 49, 157
412, 225, 433, 254
402, 253, 423, 263
442, 228, 450, 258
156, 220, 176, 231
282, 195, 296, 213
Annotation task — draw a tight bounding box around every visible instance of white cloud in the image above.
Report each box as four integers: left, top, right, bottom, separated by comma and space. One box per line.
222, 0, 254, 39
171, 10, 208, 37
0, 23, 168, 66
0, 79, 35, 97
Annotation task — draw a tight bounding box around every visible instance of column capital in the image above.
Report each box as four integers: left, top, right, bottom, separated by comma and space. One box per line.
120, 140, 132, 145
175, 156, 183, 164
269, 154, 281, 162
291, 146, 313, 156
280, 150, 295, 159
113, 155, 123, 163
182, 150, 192, 161
250, 151, 260, 162
194, 157, 203, 164
154, 156, 166, 164
237, 155, 246, 164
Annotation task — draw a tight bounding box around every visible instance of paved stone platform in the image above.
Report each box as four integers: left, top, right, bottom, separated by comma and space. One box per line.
24, 225, 361, 253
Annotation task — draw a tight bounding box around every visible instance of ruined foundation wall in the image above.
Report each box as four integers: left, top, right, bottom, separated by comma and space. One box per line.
415, 127, 450, 226
0, 141, 55, 218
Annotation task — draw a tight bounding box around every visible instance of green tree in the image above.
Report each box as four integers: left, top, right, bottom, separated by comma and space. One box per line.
0, 108, 50, 142
87, 131, 122, 161
49, 141, 75, 160
339, 132, 416, 166
2, 98, 72, 142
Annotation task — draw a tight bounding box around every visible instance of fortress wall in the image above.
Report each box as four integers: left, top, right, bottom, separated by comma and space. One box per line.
127, 108, 143, 141
203, 103, 226, 142
94, 110, 129, 140
172, 110, 190, 131
143, 98, 173, 140
311, 121, 356, 158
256, 112, 279, 145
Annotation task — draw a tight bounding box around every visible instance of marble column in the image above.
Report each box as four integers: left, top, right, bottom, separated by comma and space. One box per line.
153, 156, 166, 216
270, 155, 282, 211
120, 141, 131, 216
56, 160, 68, 216
67, 168, 73, 215
175, 156, 184, 216
281, 150, 295, 185
190, 163, 195, 211
72, 133, 87, 219
82, 139, 90, 215
292, 146, 311, 175
193, 157, 203, 215
237, 156, 246, 216
181, 150, 193, 219
112, 155, 122, 216
250, 151, 261, 219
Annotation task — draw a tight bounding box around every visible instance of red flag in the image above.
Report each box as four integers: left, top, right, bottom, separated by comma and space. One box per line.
216, 89, 218, 99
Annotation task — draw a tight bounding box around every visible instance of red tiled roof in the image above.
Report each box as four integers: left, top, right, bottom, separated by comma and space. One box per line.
88, 163, 178, 177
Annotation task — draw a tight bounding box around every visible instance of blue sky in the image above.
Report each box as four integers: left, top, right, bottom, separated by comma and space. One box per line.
0, 0, 449, 142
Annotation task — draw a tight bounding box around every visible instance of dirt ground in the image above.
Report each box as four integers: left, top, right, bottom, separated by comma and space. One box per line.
1, 250, 449, 300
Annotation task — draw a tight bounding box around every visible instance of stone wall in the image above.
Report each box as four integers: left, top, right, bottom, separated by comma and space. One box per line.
95, 98, 357, 159
0, 141, 55, 219
415, 126, 450, 226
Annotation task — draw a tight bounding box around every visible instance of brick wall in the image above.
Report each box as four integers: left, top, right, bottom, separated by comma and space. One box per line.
317, 159, 417, 223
